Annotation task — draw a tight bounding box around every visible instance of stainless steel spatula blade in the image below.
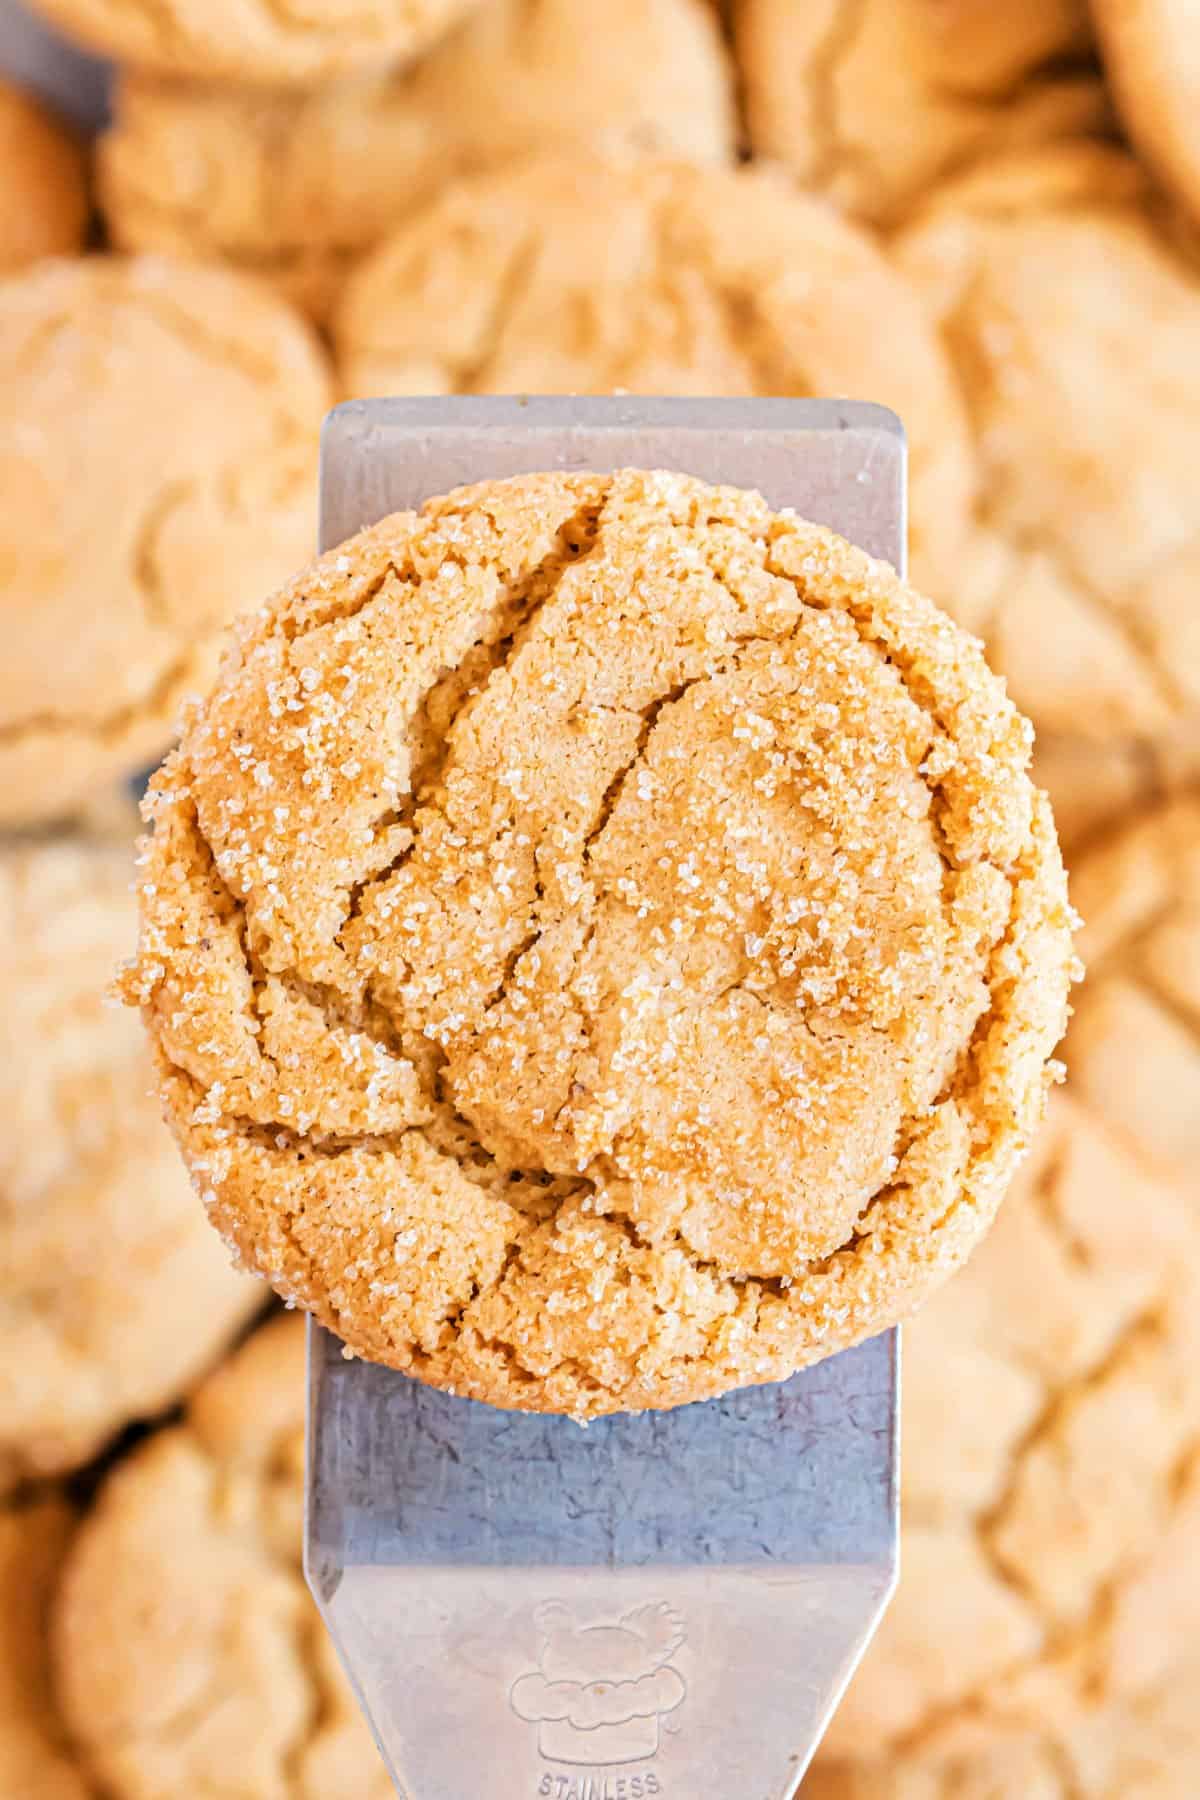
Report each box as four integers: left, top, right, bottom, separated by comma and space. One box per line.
307, 397, 903, 1800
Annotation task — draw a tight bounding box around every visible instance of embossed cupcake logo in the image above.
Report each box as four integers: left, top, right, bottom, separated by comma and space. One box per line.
511, 1601, 687, 1765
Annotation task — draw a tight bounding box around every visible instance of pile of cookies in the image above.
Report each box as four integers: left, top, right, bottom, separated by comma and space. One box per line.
1, 1, 1198, 1794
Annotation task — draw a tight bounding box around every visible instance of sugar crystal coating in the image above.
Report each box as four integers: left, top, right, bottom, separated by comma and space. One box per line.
735, 0, 1103, 227
125, 470, 1076, 1417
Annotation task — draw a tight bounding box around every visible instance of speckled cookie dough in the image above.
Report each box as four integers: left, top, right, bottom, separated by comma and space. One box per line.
0, 1500, 88, 1800
0, 839, 260, 1492
24, 0, 477, 87
100, 0, 736, 323
895, 144, 1200, 789
807, 1093, 1200, 1781
1065, 796, 1200, 1204
333, 153, 978, 601
733, 0, 1107, 227
0, 80, 88, 274
122, 469, 1075, 1419
1094, 0, 1200, 232
0, 256, 330, 827
55, 1317, 392, 1800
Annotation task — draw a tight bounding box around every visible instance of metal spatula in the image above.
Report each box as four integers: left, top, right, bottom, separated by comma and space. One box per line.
306, 396, 902, 1800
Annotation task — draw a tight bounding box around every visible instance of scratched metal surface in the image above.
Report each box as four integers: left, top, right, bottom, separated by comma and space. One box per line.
319, 395, 907, 568
312, 1333, 897, 1570
308, 397, 904, 1800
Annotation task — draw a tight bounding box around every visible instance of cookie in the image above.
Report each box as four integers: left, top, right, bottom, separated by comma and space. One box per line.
0, 256, 331, 827
100, 0, 736, 323
0, 1500, 87, 1800
1036, 714, 1200, 858
55, 1316, 392, 1799
811, 1648, 1200, 1796
1093, 0, 1200, 230
0, 839, 260, 1492
121, 469, 1075, 1419
1028, 733, 1153, 856
333, 152, 977, 600
812, 1092, 1200, 1774
24, 0, 477, 86
896, 143, 1200, 782
0, 80, 88, 274
1064, 796, 1200, 1202
733, 0, 1107, 228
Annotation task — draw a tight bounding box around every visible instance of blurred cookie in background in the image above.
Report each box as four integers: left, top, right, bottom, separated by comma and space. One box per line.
65, 778, 145, 848
809, 1648, 1200, 1797
0, 77, 88, 273
55, 1316, 392, 1798
0, 1499, 87, 1800
1029, 732, 1158, 858
0, 255, 330, 827
0, 838, 261, 1493
1093, 0, 1200, 233
811, 1093, 1200, 1775
21, 0, 479, 86
1031, 714, 1200, 856
1066, 796, 1200, 1203
100, 0, 736, 323
896, 143, 1200, 793
0, 781, 144, 854
733, 0, 1107, 228
334, 152, 977, 598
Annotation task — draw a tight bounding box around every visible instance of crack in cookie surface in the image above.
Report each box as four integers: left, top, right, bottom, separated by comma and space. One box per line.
735, 0, 1103, 227
126, 469, 1075, 1416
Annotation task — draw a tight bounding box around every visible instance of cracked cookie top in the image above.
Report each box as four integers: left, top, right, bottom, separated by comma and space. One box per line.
0, 80, 88, 275
812, 1092, 1200, 1779
100, 0, 736, 324
25, 0, 478, 86
895, 143, 1200, 781
56, 1317, 392, 1798
733, 0, 1106, 228
0, 255, 330, 827
124, 469, 1076, 1418
333, 152, 977, 601
0, 838, 260, 1492
0, 1499, 87, 1800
